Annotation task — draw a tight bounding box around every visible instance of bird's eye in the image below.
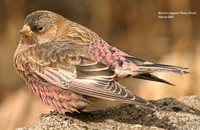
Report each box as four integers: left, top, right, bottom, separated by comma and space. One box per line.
37, 26, 44, 32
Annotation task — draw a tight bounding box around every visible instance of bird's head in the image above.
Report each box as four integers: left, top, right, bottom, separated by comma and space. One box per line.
19, 10, 64, 44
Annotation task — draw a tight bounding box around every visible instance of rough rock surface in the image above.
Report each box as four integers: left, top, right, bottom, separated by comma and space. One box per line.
17, 96, 200, 130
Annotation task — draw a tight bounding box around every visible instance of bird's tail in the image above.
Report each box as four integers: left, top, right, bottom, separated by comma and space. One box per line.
126, 56, 190, 74
126, 56, 190, 85
134, 73, 175, 86
138, 63, 190, 75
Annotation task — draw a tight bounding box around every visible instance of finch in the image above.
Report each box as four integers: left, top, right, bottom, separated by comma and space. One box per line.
13, 10, 189, 113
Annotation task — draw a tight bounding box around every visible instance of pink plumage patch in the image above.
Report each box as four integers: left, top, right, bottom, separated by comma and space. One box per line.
89, 39, 139, 77
89, 39, 127, 68
27, 79, 88, 113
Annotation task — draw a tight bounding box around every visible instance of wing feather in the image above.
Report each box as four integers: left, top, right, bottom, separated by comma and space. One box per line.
26, 41, 156, 110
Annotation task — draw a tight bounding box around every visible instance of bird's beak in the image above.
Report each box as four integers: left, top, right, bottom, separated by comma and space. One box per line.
19, 25, 33, 37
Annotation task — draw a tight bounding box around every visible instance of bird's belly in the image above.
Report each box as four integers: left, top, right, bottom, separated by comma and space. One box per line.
27, 80, 89, 113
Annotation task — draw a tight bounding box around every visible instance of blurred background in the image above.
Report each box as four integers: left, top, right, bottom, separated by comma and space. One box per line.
0, 0, 199, 129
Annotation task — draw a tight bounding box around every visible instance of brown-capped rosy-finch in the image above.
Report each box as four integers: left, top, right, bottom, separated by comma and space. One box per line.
13, 10, 189, 113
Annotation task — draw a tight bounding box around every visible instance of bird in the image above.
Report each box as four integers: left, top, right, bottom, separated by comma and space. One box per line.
13, 10, 189, 113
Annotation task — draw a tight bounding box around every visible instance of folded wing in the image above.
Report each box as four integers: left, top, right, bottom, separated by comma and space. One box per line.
26, 41, 156, 110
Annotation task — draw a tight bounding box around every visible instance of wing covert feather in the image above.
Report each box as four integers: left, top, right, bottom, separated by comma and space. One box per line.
25, 41, 155, 110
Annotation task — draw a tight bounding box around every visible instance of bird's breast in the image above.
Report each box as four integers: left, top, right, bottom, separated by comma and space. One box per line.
26, 76, 89, 113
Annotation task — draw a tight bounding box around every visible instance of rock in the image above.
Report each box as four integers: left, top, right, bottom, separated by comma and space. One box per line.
17, 96, 200, 130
